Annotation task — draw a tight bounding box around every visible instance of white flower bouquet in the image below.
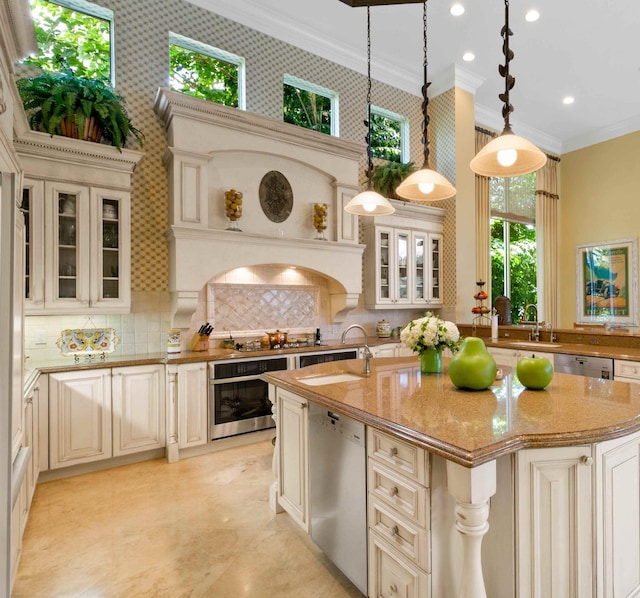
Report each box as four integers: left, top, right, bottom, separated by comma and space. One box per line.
400, 312, 461, 355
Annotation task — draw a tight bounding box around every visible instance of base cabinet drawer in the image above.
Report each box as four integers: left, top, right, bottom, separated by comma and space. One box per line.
369, 496, 430, 570
369, 532, 430, 598
368, 427, 429, 484
369, 459, 428, 527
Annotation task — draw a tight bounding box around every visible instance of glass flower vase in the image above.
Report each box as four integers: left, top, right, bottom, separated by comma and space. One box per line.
420, 346, 443, 374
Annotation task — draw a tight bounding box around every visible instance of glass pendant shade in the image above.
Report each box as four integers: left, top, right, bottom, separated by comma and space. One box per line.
344, 188, 395, 215
470, 130, 547, 177
396, 166, 456, 201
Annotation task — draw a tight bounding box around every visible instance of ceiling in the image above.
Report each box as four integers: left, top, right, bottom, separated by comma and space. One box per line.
186, 0, 640, 155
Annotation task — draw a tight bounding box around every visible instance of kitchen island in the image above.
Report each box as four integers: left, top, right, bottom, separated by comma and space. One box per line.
264, 356, 640, 598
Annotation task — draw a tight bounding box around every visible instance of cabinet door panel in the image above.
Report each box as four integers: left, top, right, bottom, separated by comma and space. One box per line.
516, 446, 593, 597
177, 363, 207, 448
277, 389, 309, 531
112, 365, 165, 456
49, 369, 111, 468
595, 432, 640, 597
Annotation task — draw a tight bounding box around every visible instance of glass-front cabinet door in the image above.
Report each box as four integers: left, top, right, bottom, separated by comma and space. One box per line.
22, 179, 44, 310
394, 229, 411, 306
375, 227, 393, 305
45, 181, 90, 310
91, 188, 130, 311
412, 232, 427, 303
429, 233, 443, 303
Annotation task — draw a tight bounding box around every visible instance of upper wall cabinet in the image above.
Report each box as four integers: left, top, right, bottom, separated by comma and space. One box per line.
15, 131, 143, 314
363, 200, 445, 310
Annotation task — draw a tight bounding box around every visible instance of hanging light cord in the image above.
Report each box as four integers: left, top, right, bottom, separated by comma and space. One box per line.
499, 0, 515, 133
421, 0, 431, 169
364, 5, 374, 188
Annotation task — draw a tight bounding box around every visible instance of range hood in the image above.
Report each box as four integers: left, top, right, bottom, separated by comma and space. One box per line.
154, 89, 366, 328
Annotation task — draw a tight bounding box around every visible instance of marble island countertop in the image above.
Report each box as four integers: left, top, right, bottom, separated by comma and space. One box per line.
263, 355, 640, 467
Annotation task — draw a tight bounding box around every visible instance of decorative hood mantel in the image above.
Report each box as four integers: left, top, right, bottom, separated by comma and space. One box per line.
154, 88, 366, 327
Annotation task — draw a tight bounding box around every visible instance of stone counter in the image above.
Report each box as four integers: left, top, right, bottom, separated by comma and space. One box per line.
263, 355, 640, 467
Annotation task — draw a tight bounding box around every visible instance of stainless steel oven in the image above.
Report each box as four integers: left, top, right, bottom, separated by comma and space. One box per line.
208, 356, 290, 440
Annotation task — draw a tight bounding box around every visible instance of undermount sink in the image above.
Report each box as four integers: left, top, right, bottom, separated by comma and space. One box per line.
298, 373, 364, 386
510, 341, 561, 349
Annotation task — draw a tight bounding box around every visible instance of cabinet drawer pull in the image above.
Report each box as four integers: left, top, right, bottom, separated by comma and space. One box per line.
581, 455, 594, 466
389, 486, 399, 497
300, 402, 308, 410
389, 583, 398, 593
390, 525, 399, 537
388, 447, 398, 458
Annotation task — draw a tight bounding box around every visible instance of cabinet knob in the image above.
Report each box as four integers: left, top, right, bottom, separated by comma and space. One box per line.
389, 584, 398, 593
300, 402, 308, 410
581, 455, 594, 466
389, 486, 399, 497
390, 525, 399, 537
388, 447, 398, 458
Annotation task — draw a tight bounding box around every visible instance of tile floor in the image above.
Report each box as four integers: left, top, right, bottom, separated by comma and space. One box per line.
12, 440, 363, 598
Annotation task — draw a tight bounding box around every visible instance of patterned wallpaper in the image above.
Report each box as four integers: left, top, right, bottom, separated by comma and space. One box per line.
58, 0, 456, 307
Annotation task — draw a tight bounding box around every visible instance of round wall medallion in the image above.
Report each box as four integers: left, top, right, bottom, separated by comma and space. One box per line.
259, 171, 293, 223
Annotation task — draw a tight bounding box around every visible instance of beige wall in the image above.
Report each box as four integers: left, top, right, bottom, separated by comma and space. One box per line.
559, 130, 640, 328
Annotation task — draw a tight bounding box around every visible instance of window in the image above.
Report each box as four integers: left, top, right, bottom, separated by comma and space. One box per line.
283, 75, 338, 136
370, 106, 409, 163
490, 173, 537, 323
25, 0, 113, 83
169, 33, 245, 109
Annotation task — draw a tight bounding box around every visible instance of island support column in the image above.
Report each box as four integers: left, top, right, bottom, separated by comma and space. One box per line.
446, 459, 497, 598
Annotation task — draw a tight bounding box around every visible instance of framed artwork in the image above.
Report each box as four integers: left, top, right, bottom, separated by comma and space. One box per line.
576, 238, 638, 326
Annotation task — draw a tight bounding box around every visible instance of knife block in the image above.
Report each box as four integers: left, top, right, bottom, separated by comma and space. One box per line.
189, 333, 210, 352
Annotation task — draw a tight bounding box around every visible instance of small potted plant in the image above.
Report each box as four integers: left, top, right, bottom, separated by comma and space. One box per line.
372, 161, 415, 199
17, 70, 144, 151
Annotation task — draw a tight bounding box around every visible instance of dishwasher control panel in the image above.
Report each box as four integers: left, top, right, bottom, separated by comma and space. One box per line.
555, 353, 613, 379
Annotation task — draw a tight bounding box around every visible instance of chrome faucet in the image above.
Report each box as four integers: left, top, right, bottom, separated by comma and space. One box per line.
341, 324, 372, 375
522, 304, 540, 341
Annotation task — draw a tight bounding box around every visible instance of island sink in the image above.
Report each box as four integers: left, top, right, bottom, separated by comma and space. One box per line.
298, 372, 364, 386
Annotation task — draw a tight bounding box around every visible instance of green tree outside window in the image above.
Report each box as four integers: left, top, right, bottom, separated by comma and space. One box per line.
370, 112, 402, 163
25, 0, 111, 81
169, 44, 239, 107
283, 84, 331, 135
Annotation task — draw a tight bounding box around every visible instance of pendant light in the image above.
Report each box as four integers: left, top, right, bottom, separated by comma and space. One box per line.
470, 0, 546, 177
396, 0, 456, 201
344, 6, 395, 216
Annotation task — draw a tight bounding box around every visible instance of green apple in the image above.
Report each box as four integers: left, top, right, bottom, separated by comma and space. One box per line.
448, 336, 497, 390
516, 355, 554, 389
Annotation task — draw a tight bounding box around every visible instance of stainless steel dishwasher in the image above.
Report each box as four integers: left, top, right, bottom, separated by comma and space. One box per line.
555, 353, 613, 379
308, 402, 367, 596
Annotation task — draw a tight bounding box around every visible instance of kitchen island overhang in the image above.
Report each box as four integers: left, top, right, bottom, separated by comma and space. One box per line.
264, 356, 640, 598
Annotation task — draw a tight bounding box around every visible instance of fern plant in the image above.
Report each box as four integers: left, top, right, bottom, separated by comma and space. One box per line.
17, 71, 143, 151
372, 161, 415, 199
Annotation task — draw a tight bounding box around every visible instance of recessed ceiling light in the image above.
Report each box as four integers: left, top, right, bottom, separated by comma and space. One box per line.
450, 3, 465, 16
462, 52, 475, 62
525, 9, 540, 22
563, 96, 575, 105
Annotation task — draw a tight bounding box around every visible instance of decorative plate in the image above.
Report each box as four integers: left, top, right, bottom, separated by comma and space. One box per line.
56, 328, 120, 356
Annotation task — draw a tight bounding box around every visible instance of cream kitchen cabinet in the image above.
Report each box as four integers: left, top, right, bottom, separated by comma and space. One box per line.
594, 430, 640, 597
363, 200, 444, 310
22, 178, 131, 314
516, 446, 594, 597
614, 359, 640, 384
49, 369, 112, 469
49, 364, 166, 469
16, 133, 142, 315
367, 427, 431, 598
276, 387, 309, 532
176, 362, 208, 449
487, 346, 555, 369
112, 365, 166, 456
